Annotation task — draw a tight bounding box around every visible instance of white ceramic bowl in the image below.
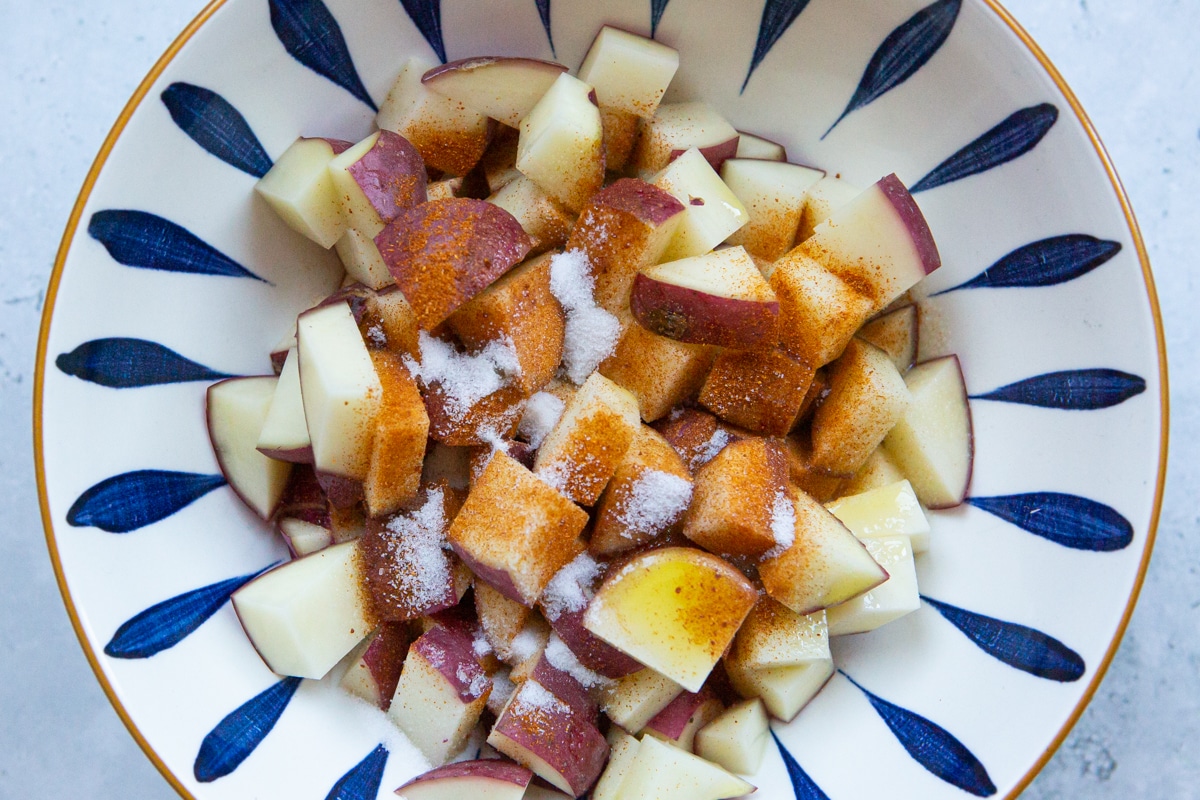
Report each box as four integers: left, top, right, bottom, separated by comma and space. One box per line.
36, 0, 1167, 798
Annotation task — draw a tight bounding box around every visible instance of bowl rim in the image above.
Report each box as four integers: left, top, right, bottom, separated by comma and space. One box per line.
32, 1, 1169, 797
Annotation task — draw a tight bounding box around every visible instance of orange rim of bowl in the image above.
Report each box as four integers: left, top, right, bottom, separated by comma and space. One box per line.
33, 1, 1168, 798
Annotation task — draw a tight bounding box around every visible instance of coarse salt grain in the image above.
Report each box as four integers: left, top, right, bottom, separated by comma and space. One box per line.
540, 553, 601, 621
617, 469, 693, 538
366, 323, 386, 347
509, 626, 544, 663
765, 491, 796, 559
544, 634, 610, 690
518, 391, 566, 448
516, 679, 570, 715
382, 488, 450, 611
404, 331, 521, 421
549, 250, 620, 384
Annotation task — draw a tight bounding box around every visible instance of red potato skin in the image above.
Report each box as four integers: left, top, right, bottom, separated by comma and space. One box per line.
530, 655, 600, 722
359, 622, 413, 711
422, 56, 568, 84
590, 178, 686, 227
306, 136, 354, 155
630, 272, 780, 350
360, 515, 463, 622
644, 686, 718, 740
376, 198, 534, 329
257, 443, 314, 464
274, 465, 330, 525
877, 173, 940, 275
669, 135, 740, 173
346, 130, 428, 224
396, 759, 534, 792
412, 626, 492, 703
269, 347, 290, 375
547, 606, 644, 679
315, 470, 364, 509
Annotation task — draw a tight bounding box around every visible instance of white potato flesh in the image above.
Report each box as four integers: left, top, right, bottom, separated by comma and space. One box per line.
600, 668, 685, 732
422, 57, 567, 127
376, 56, 490, 159
826, 479, 931, 553
256, 349, 311, 459
517, 72, 604, 213
207, 376, 291, 519
278, 517, 332, 557
616, 735, 754, 800
694, 698, 771, 775
577, 27, 679, 118
231, 541, 372, 678
254, 137, 348, 248
653, 148, 748, 261
297, 302, 382, 481
826, 535, 920, 636
721, 158, 825, 260
798, 175, 862, 241
592, 729, 642, 800
734, 132, 787, 161
334, 228, 392, 290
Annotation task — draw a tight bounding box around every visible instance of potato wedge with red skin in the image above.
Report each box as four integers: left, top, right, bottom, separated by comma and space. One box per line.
254, 136, 353, 248
339, 622, 413, 710
643, 686, 724, 752
858, 304, 919, 372
682, 437, 790, 557
631, 101, 739, 176
394, 760, 533, 800
721, 158, 824, 262
207, 377, 292, 520
735, 132, 787, 161
422, 56, 568, 128
376, 198, 533, 330
631, 247, 778, 350
256, 349, 312, 464
328, 130, 427, 238
699, 346, 816, 436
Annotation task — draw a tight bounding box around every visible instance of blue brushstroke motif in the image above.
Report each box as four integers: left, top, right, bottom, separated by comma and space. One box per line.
968, 492, 1133, 551
161, 83, 273, 178
88, 210, 267, 282
105, 568, 271, 659
910, 103, 1058, 193
742, 0, 814, 92
56, 338, 232, 389
194, 676, 303, 782
842, 672, 996, 797
398, 0, 446, 63
771, 731, 830, 800
651, 0, 670, 38
922, 596, 1086, 682
933, 234, 1121, 294
67, 470, 227, 534
971, 369, 1146, 410
535, 0, 555, 55
270, 0, 378, 110
325, 745, 389, 800
824, 0, 962, 138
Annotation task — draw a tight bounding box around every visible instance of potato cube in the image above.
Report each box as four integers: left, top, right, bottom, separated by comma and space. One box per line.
363, 352, 429, 517
699, 347, 816, 436
682, 437, 790, 557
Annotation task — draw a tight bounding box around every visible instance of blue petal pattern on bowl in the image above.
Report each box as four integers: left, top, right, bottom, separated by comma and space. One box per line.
56, 338, 233, 389
536, 0, 555, 54
967, 493, 1134, 551
922, 596, 1086, 682
824, 0, 962, 138
933, 234, 1121, 293
67, 470, 227, 534
397, 0, 446, 62
971, 369, 1146, 410
650, 0, 671, 38
88, 210, 267, 282
269, 0, 378, 110
105, 567, 272, 659
324, 745, 389, 800
194, 676, 303, 783
742, 0, 814, 92
842, 671, 997, 797
910, 103, 1059, 193
161, 83, 274, 178
772, 731, 831, 799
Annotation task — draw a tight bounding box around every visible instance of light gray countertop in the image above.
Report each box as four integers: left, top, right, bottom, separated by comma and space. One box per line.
1, 1, 1195, 796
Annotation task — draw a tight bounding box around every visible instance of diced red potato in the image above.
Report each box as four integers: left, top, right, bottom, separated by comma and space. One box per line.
334, 228, 392, 291
328, 502, 367, 543
546, 607, 644, 679
426, 175, 464, 202
479, 125, 522, 194
836, 445, 907, 498
421, 56, 569, 127
583, 547, 757, 693
630, 247, 779, 350
577, 27, 679, 120
797, 175, 861, 242
476, 579, 533, 661
327, 130, 427, 238
467, 440, 537, 486
758, 490, 888, 615
448, 452, 588, 607
721, 158, 825, 261
642, 687, 724, 753
269, 329, 295, 375
826, 535, 920, 635
362, 351, 429, 517
599, 106, 641, 173
273, 465, 329, 526
424, 385, 526, 448
591, 728, 641, 800
599, 314, 715, 423
339, 622, 413, 711
564, 178, 685, 315
682, 437, 791, 557
632, 101, 740, 176
517, 73, 605, 213
883, 355, 974, 508
278, 516, 332, 557
254, 136, 352, 248
651, 408, 739, 474
486, 176, 575, 255
297, 301, 382, 482
360, 286, 420, 359
616, 735, 755, 800
393, 759, 533, 800
770, 249, 877, 368
734, 132, 787, 162
376, 198, 534, 330
780, 430, 846, 502
652, 148, 748, 261
255, 349, 312, 464
533, 372, 641, 506
796, 366, 831, 425
858, 304, 919, 372
206, 376, 293, 520
810, 338, 911, 476
699, 346, 816, 436
376, 57, 492, 176
446, 252, 565, 396
231, 540, 374, 679
388, 625, 492, 764
694, 698, 771, 775
599, 668, 685, 733
590, 425, 693, 557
